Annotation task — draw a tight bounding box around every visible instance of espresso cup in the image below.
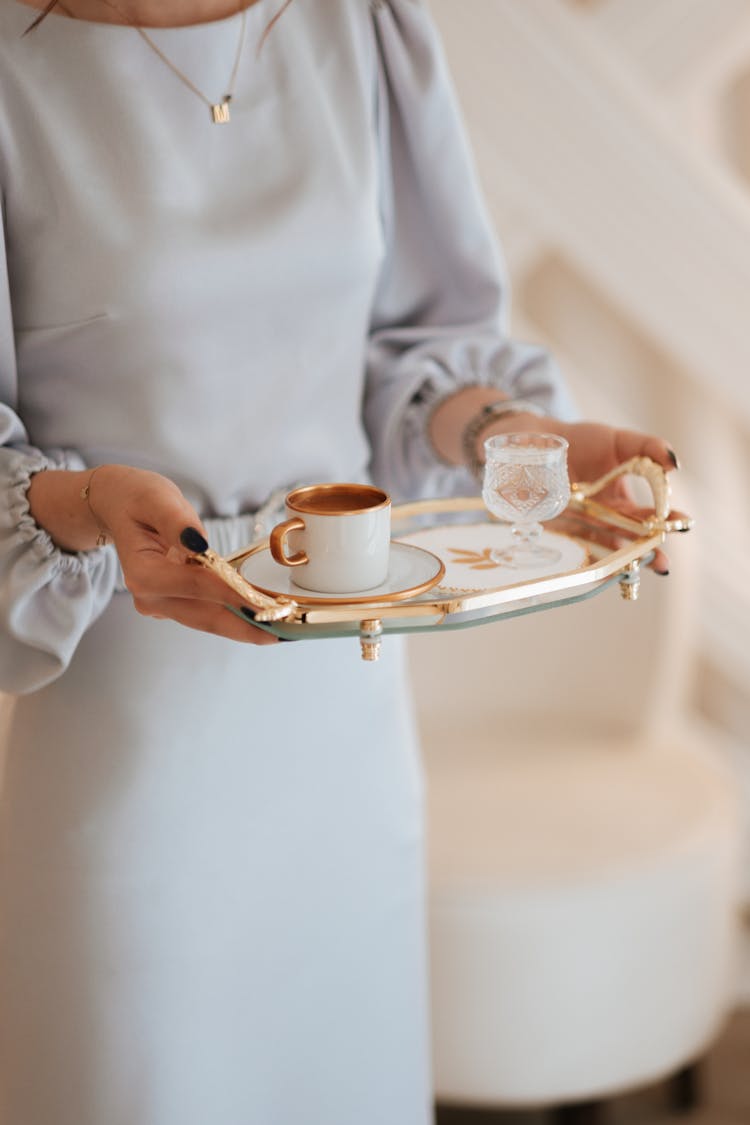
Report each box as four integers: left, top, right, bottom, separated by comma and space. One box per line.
269, 483, 391, 594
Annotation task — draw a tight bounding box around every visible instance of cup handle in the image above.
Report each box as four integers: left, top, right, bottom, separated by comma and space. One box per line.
269, 517, 308, 567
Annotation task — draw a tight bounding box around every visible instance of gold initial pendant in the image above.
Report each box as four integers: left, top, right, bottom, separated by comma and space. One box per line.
211, 100, 231, 124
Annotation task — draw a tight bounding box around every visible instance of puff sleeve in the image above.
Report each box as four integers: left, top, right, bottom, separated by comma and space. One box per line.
0, 214, 119, 695
364, 0, 576, 499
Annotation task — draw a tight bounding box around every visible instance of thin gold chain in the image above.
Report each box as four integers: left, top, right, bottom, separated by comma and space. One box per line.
98, 0, 248, 116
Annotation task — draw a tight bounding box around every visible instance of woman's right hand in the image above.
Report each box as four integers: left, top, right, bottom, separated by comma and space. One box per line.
27, 464, 278, 645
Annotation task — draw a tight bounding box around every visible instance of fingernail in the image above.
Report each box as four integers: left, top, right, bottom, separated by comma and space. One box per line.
180, 527, 209, 554
655, 568, 670, 577
667, 448, 680, 470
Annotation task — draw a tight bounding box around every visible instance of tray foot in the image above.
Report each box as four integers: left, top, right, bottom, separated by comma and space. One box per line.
360, 619, 383, 661
619, 561, 641, 601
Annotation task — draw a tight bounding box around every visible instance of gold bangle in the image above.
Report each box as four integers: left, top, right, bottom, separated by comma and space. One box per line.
80, 467, 109, 547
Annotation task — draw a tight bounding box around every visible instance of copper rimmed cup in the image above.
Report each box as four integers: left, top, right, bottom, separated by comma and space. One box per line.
269, 483, 391, 594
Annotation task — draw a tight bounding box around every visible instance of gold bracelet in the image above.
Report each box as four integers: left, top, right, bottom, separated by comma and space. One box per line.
80, 467, 109, 547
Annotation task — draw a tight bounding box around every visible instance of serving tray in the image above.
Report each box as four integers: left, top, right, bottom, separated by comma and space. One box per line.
194, 457, 692, 660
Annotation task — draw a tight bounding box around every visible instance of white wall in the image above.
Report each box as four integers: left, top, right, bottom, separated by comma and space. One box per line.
429, 0, 750, 894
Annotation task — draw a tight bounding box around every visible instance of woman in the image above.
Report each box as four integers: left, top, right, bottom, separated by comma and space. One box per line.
0, 1, 676, 1122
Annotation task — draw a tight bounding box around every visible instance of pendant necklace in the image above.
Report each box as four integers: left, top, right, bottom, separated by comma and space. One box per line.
98, 0, 248, 123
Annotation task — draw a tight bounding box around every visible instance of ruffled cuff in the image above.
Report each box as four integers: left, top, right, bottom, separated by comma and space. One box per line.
367, 333, 578, 501
0, 447, 120, 694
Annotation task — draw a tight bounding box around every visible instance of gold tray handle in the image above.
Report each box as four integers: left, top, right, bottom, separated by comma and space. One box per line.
571, 455, 669, 521
569, 456, 691, 534
189, 547, 297, 623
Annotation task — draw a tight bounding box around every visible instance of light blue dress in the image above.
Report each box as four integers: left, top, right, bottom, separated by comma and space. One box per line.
0, 1, 570, 1122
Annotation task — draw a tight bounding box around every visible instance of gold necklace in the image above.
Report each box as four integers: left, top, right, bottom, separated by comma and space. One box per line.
99, 0, 248, 124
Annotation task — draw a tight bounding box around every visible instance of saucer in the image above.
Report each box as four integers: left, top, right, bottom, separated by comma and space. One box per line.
239, 541, 446, 605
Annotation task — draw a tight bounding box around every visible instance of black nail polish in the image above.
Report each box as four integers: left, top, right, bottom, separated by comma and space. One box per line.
180, 526, 209, 554
667, 448, 681, 470
655, 568, 670, 577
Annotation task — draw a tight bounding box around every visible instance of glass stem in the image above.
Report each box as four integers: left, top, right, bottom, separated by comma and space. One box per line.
512, 521, 542, 547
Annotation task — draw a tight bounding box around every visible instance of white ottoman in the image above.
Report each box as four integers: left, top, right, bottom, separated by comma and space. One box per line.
427, 733, 740, 1108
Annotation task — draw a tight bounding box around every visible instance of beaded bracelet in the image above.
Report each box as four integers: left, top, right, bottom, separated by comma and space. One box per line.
461, 399, 545, 481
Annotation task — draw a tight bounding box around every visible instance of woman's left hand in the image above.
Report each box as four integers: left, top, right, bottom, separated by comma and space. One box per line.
551, 419, 679, 574
552, 420, 677, 488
